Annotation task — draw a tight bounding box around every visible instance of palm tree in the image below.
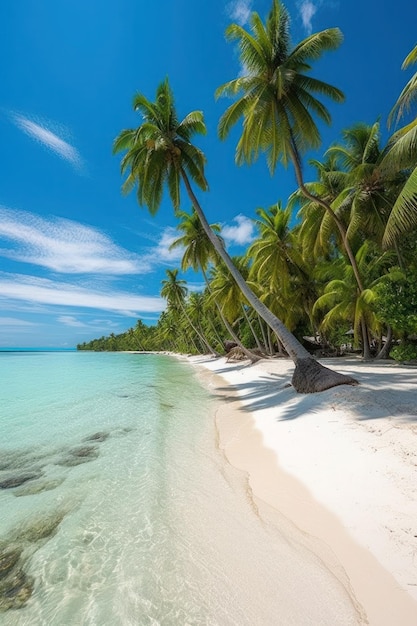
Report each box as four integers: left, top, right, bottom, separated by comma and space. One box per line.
170, 208, 261, 359
114, 78, 356, 392
216, 0, 363, 292
160, 268, 218, 355
327, 122, 405, 252
313, 243, 395, 358
247, 202, 304, 295
290, 155, 349, 261
383, 44, 417, 245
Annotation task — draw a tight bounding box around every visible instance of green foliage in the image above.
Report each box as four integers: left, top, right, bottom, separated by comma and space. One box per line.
374, 274, 417, 335
217, 0, 344, 172
390, 342, 417, 362
84, 4, 417, 362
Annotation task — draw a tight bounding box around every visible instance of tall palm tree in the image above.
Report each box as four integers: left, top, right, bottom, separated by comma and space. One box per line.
216, 0, 363, 292
383, 44, 417, 245
114, 78, 356, 391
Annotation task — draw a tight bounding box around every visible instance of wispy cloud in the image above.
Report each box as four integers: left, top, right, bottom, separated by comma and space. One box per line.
298, 0, 318, 34
8, 112, 85, 172
57, 315, 86, 327
0, 207, 151, 275
0, 273, 164, 316
0, 317, 37, 326
222, 214, 255, 246
227, 0, 253, 25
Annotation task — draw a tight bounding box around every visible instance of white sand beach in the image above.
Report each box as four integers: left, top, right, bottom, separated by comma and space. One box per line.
188, 355, 417, 626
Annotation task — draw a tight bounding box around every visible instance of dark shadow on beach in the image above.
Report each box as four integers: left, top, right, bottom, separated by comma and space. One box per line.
210, 358, 417, 425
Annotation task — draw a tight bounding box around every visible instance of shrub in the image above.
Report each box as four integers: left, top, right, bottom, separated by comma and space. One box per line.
390, 343, 417, 362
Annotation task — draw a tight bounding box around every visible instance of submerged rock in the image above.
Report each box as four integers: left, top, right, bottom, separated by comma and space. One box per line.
0, 569, 34, 611
56, 445, 99, 467
13, 479, 64, 498
17, 511, 66, 543
0, 549, 22, 580
0, 471, 42, 489
83, 432, 109, 443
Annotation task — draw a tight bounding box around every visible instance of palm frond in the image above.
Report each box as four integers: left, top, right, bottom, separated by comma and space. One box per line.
289, 28, 343, 65
383, 165, 417, 245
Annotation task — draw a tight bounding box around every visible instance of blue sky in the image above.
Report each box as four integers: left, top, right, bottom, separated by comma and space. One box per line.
1, 0, 415, 347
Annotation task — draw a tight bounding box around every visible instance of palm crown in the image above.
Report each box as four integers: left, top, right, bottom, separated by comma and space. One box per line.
113, 78, 208, 214
216, 0, 344, 172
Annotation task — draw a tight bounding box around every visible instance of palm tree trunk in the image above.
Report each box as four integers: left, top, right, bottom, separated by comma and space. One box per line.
181, 168, 357, 392
361, 318, 372, 360
375, 325, 393, 360
241, 305, 265, 353
207, 315, 225, 350
258, 315, 269, 353
180, 301, 219, 355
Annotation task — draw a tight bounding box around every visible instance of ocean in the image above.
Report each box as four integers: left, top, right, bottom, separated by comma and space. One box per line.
0, 352, 360, 625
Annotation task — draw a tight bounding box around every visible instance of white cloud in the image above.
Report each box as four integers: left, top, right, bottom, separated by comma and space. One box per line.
153, 226, 184, 263
221, 214, 255, 246
0, 317, 36, 326
228, 0, 253, 25
298, 0, 318, 34
9, 112, 85, 171
0, 273, 164, 315
0, 207, 150, 275
57, 315, 86, 327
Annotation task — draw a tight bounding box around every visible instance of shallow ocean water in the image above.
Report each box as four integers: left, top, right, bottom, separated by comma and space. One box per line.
0, 352, 361, 625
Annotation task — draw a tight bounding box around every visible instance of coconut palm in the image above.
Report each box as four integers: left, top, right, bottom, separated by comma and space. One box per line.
170, 208, 261, 359
160, 269, 218, 355
216, 0, 364, 292
114, 78, 356, 391
383, 44, 417, 245
290, 155, 350, 261
247, 202, 304, 294
327, 122, 405, 251
288, 156, 349, 261
313, 243, 395, 358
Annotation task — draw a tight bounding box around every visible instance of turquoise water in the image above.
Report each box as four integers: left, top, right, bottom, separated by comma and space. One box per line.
0, 352, 361, 625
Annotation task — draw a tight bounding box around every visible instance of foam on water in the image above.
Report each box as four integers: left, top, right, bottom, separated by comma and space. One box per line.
0, 352, 361, 625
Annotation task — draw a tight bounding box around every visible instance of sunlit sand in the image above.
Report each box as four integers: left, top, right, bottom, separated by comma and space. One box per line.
187, 354, 417, 625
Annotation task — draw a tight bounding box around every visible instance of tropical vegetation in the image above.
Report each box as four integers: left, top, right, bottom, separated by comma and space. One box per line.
78, 1, 417, 389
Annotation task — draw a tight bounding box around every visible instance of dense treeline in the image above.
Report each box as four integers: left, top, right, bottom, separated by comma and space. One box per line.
78, 2, 417, 373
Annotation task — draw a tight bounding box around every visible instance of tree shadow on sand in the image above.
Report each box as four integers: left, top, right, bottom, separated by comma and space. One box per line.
212, 360, 417, 425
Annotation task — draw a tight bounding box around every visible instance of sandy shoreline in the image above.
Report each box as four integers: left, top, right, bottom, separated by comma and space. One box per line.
185, 354, 417, 625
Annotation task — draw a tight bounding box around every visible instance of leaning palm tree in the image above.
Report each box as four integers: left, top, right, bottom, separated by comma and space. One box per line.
113, 78, 356, 392
160, 268, 218, 355
216, 0, 363, 292
170, 208, 261, 360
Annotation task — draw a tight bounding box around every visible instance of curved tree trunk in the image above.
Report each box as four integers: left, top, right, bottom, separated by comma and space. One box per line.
288, 141, 364, 293
181, 169, 358, 392
375, 325, 393, 360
